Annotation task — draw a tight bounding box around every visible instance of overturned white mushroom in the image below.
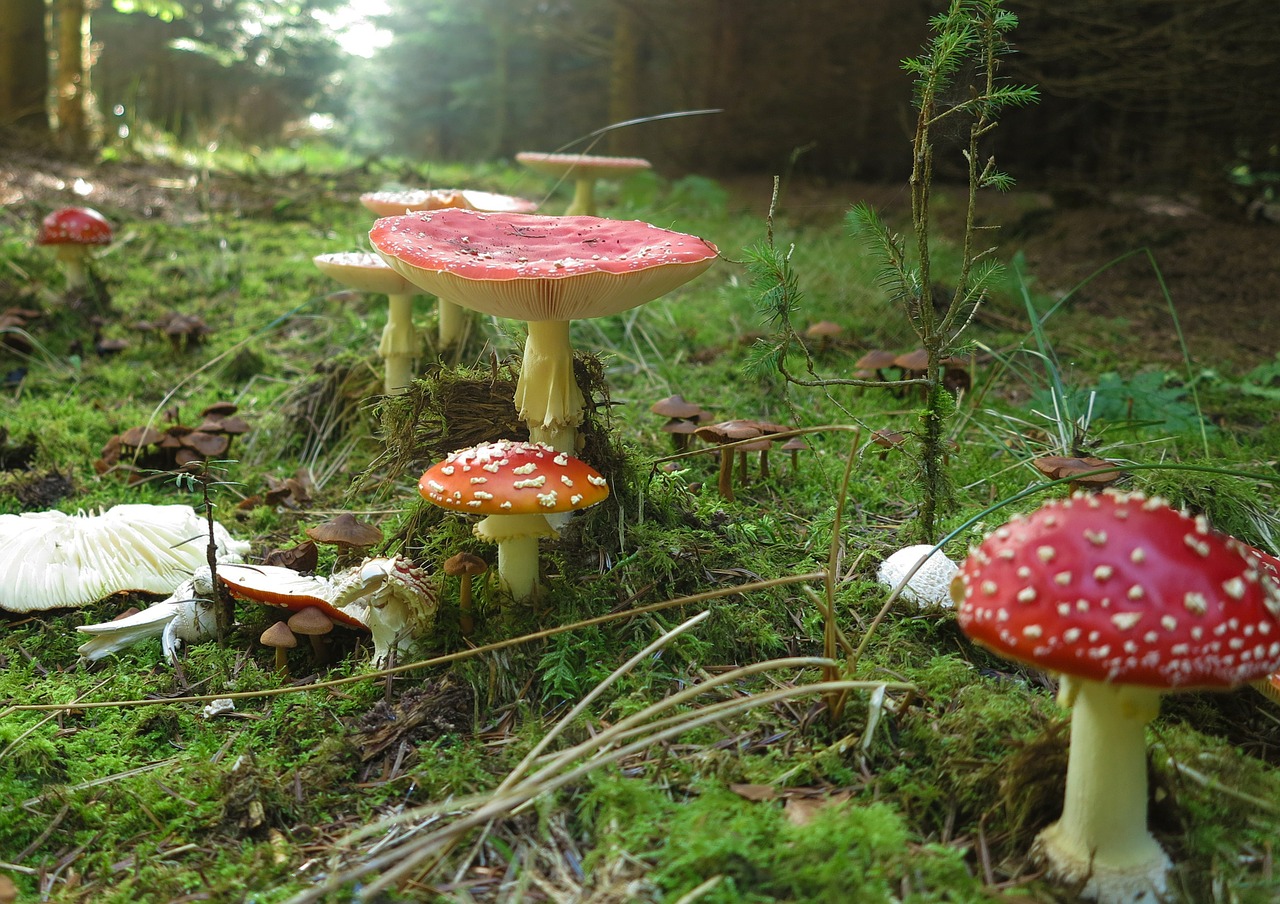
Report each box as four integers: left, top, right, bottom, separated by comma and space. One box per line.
77, 567, 219, 663
876, 544, 959, 610
0, 504, 249, 611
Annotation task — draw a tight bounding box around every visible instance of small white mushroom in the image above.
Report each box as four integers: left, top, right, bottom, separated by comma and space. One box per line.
876, 544, 960, 610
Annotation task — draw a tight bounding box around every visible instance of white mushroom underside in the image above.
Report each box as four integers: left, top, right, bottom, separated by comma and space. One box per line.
0, 504, 249, 611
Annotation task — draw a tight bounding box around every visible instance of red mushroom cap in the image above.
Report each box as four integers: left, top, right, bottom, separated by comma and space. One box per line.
359, 189, 539, 217
38, 207, 113, 246
369, 209, 718, 322
515, 152, 652, 179
217, 564, 369, 630
954, 490, 1280, 689
419, 439, 609, 516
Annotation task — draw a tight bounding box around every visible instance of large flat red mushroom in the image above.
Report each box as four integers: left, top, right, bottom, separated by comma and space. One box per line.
371, 209, 718, 452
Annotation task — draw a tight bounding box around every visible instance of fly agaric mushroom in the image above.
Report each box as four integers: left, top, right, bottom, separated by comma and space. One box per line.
313, 252, 424, 393
515, 152, 652, 216
38, 206, 113, 291
443, 551, 488, 634
952, 490, 1280, 904
359, 191, 540, 350
877, 544, 959, 610
218, 557, 435, 666
419, 440, 609, 602
372, 209, 718, 452
359, 188, 539, 218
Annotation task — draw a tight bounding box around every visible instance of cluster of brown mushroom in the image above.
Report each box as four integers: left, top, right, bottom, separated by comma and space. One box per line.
855, 348, 972, 395
95, 402, 251, 480
130, 311, 212, 352
649, 399, 808, 503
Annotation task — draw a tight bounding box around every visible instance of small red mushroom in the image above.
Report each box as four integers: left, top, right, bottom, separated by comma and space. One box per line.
37, 207, 113, 291
419, 440, 609, 602
953, 490, 1280, 904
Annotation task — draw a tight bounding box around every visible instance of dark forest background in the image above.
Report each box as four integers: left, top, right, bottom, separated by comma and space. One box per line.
4, 0, 1280, 197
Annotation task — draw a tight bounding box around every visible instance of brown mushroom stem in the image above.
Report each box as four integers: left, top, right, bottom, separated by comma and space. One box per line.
1033, 678, 1170, 902
377, 293, 420, 394
716, 450, 735, 502
457, 574, 475, 635
514, 319, 585, 453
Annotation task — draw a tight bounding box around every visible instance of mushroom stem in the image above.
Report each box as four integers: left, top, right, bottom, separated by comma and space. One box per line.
1034, 677, 1170, 903
56, 245, 90, 290
378, 292, 420, 394
565, 177, 597, 216
457, 574, 475, 635
514, 319, 585, 453
474, 512, 557, 603
716, 449, 735, 502
437, 297, 469, 350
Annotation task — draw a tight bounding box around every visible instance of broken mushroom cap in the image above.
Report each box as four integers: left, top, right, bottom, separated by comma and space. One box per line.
952, 490, 1280, 904
515, 152, 652, 216
359, 188, 539, 217
38, 207, 113, 290
305, 512, 383, 550
217, 564, 369, 630
372, 209, 718, 452
419, 439, 609, 601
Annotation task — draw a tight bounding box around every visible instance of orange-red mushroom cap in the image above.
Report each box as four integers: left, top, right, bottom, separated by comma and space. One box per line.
954, 490, 1280, 689
419, 439, 609, 516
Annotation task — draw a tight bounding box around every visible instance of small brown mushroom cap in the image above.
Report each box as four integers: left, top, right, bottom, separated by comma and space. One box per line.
260, 621, 298, 649
651, 394, 705, 420
1032, 456, 1124, 488
805, 320, 844, 340
444, 551, 489, 578
893, 348, 930, 372
855, 350, 899, 371
305, 512, 382, 549
287, 605, 335, 636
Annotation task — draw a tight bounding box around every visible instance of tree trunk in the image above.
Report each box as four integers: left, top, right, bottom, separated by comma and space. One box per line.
54, 0, 91, 153
607, 2, 641, 154
0, 0, 49, 131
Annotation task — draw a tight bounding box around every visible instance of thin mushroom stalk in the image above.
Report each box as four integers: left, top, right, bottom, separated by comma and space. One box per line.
378, 292, 420, 394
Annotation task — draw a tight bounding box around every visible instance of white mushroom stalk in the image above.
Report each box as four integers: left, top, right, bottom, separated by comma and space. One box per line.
953, 490, 1280, 904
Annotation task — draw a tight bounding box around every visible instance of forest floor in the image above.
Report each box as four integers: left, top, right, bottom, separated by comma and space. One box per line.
6, 148, 1277, 371
4, 142, 1280, 903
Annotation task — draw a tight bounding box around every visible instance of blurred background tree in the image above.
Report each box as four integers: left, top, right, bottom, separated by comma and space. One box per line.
1, 0, 1278, 199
